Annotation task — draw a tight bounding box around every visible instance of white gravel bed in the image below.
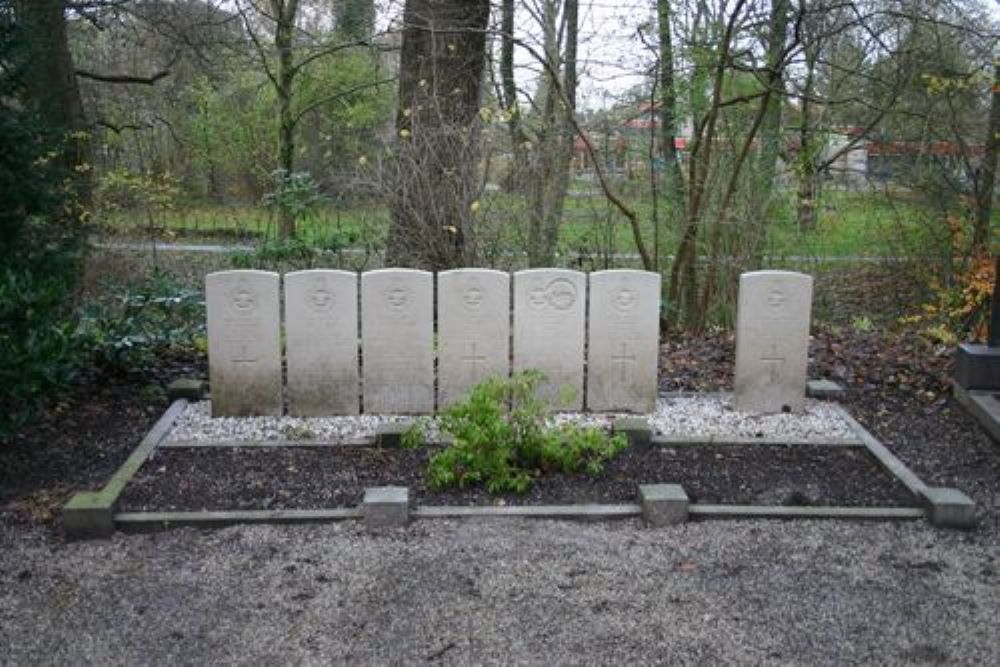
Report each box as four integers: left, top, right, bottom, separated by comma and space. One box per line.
165, 401, 420, 443
165, 401, 621, 444
651, 394, 854, 440
166, 395, 852, 444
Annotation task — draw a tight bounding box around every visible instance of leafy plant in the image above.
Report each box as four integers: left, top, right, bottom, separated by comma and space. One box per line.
425, 371, 627, 493
230, 231, 355, 270
401, 419, 429, 449
900, 249, 995, 345
0, 16, 89, 439
262, 169, 325, 230
80, 270, 205, 374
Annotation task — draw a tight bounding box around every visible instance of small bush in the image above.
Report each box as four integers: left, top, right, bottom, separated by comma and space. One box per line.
230, 231, 357, 270
425, 371, 627, 493
900, 251, 995, 345
80, 270, 205, 374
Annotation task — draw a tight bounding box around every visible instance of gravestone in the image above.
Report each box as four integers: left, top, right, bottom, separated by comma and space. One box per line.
734, 270, 813, 413
205, 270, 282, 416
438, 269, 510, 406
361, 269, 434, 413
513, 269, 586, 410
285, 270, 359, 416
587, 270, 660, 412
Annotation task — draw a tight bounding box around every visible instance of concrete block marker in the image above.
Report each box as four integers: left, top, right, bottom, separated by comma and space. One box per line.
806, 379, 845, 400
952, 382, 1000, 443
364, 486, 409, 528
374, 421, 414, 448
63, 491, 116, 539
613, 416, 653, 450
953, 343, 1000, 390
922, 487, 976, 529
166, 377, 206, 402
639, 484, 689, 527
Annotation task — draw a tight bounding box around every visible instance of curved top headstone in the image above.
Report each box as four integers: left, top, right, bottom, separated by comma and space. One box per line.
361, 269, 434, 414
587, 270, 661, 413
513, 269, 586, 410
284, 270, 359, 416
205, 270, 282, 417
438, 269, 511, 407
734, 270, 813, 413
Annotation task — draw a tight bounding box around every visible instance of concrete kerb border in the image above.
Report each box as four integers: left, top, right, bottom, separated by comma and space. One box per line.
62, 399, 189, 539
829, 404, 977, 529
73, 399, 974, 536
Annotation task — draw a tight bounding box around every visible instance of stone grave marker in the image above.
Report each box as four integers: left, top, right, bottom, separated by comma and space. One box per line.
361, 269, 434, 413
587, 270, 660, 412
285, 270, 359, 416
734, 270, 813, 413
205, 270, 282, 416
438, 269, 510, 406
513, 269, 586, 410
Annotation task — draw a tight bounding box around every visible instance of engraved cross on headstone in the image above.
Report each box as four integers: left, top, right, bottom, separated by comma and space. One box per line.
611, 342, 636, 382
760, 342, 785, 384
232, 342, 257, 363
462, 342, 487, 370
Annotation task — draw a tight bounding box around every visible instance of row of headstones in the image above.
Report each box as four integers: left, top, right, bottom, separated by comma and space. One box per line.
206, 268, 662, 416
207, 267, 814, 417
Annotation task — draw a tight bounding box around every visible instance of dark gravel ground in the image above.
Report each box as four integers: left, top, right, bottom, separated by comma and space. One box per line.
119, 442, 917, 512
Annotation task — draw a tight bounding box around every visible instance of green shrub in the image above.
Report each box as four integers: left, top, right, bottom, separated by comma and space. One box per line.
0, 266, 87, 438
425, 371, 627, 493
0, 15, 89, 439
230, 232, 356, 270
80, 270, 205, 374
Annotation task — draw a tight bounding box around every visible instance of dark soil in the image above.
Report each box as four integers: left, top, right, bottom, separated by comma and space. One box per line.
0, 351, 206, 524
117, 442, 917, 512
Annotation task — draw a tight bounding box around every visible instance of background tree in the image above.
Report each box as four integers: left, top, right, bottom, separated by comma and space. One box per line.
386, 0, 491, 269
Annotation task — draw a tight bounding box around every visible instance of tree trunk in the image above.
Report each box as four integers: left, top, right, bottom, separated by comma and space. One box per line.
526, 0, 560, 267
757, 0, 788, 194
387, 0, 491, 269
973, 63, 998, 253
499, 0, 526, 194
272, 0, 299, 238
797, 51, 818, 232
657, 0, 684, 205
526, 0, 577, 267
16, 0, 91, 213
546, 0, 577, 255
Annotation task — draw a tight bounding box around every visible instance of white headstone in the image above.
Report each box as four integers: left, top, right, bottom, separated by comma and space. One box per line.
734, 270, 813, 413
205, 270, 282, 416
361, 269, 434, 413
438, 269, 510, 407
513, 269, 586, 410
587, 270, 660, 413
285, 270, 359, 416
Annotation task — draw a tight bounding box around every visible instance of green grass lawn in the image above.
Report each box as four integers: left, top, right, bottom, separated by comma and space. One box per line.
99, 189, 949, 260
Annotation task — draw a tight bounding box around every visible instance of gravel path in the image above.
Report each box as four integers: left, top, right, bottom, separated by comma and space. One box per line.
1, 518, 997, 664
